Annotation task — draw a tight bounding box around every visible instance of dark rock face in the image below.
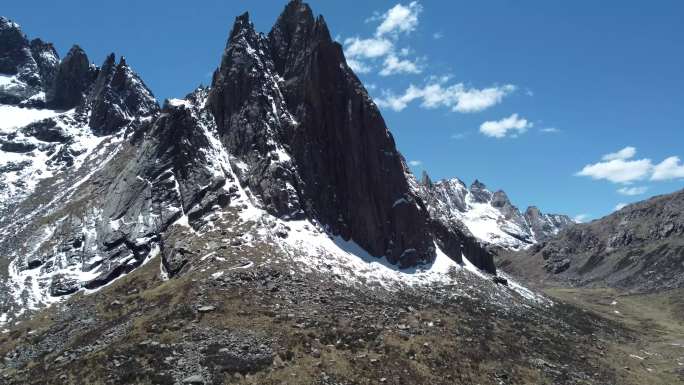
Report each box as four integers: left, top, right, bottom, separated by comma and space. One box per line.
98, 96, 233, 281
29, 38, 59, 90
209, 5, 436, 267
524, 206, 575, 242
207, 13, 303, 219
0, 17, 43, 104
469, 180, 491, 203
492, 190, 529, 231
500, 189, 684, 292
89, 55, 159, 135
269, 7, 436, 267
21, 119, 71, 142
47, 45, 94, 110
0, 17, 33, 76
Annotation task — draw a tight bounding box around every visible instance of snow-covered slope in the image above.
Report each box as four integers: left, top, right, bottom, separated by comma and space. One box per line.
419, 172, 575, 250
0, 107, 108, 211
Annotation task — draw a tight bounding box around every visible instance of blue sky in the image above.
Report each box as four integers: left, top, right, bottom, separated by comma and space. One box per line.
5, 1, 683, 221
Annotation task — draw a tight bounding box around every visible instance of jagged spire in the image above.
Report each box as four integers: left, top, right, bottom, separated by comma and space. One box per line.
268, 0, 320, 75
420, 170, 433, 188
89, 51, 158, 135
47, 44, 93, 109
228, 12, 254, 43
470, 179, 487, 190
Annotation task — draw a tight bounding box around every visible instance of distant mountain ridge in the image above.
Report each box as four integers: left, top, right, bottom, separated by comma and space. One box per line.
418, 171, 575, 250
498, 188, 684, 292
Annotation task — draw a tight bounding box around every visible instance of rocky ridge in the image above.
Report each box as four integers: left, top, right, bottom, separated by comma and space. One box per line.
419, 171, 574, 250
498, 188, 684, 292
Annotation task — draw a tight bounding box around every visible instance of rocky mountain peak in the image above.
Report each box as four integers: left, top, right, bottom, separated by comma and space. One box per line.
89, 52, 159, 135
491, 190, 512, 209
206, 1, 451, 268
268, 0, 332, 78
0, 17, 27, 73
0, 16, 54, 105
28, 38, 59, 88
469, 179, 492, 203
420, 171, 433, 188
47, 44, 94, 110
470, 179, 486, 190
525, 205, 541, 217
420, 176, 574, 250
0, 18, 31, 72
228, 12, 254, 42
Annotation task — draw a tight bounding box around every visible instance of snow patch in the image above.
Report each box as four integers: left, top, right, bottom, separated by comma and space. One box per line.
0, 105, 60, 133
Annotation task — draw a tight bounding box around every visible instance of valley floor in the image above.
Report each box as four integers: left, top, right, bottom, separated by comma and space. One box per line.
545, 287, 684, 385
0, 245, 675, 384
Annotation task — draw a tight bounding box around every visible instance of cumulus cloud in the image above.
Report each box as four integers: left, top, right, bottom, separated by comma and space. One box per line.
614, 203, 628, 211
576, 146, 652, 184
602, 146, 636, 161
379, 54, 422, 76
479, 113, 532, 138
344, 37, 393, 59
576, 146, 684, 185
376, 1, 423, 37
408, 160, 423, 166
651, 156, 684, 181
347, 58, 372, 74
576, 159, 652, 184
344, 2, 424, 77
540, 127, 561, 134
617, 186, 648, 196
376, 82, 515, 113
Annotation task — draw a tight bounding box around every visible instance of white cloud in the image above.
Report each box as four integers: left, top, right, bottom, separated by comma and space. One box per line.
602, 146, 636, 161
343, 2, 424, 78
455, 85, 516, 113
576, 158, 652, 184
376, 1, 423, 37
379, 54, 422, 76
617, 186, 648, 196
540, 127, 560, 134
576, 147, 652, 184
574, 214, 590, 223
651, 156, 684, 181
614, 203, 628, 211
432, 32, 443, 40
347, 58, 372, 74
479, 113, 532, 139
451, 132, 467, 140
408, 160, 422, 166
344, 37, 393, 59
376, 82, 515, 113
577, 146, 684, 185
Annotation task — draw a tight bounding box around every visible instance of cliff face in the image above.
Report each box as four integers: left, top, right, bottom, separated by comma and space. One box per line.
208, 3, 440, 268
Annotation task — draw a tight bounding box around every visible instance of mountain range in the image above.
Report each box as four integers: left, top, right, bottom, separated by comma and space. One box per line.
498, 188, 684, 292
0, 2, 682, 384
